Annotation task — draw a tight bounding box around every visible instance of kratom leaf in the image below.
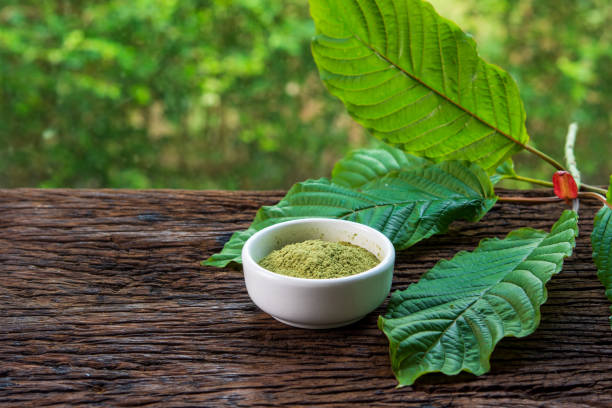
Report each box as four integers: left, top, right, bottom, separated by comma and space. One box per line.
490, 159, 517, 185
590, 176, 612, 328
310, 0, 529, 173
332, 145, 429, 188
592, 206, 612, 328
379, 210, 578, 386
204, 160, 496, 267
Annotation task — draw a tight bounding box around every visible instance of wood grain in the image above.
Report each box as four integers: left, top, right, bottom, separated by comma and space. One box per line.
1, 188, 611, 407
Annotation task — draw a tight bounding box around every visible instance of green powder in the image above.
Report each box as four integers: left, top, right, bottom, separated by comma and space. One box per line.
259, 239, 380, 279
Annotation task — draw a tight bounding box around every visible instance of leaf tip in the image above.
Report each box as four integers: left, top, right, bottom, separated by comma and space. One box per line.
201, 255, 238, 268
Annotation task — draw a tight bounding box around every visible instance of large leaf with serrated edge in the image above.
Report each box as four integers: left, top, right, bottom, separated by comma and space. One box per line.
590, 175, 612, 328
204, 160, 496, 267
332, 145, 429, 188
310, 0, 529, 173
379, 210, 578, 386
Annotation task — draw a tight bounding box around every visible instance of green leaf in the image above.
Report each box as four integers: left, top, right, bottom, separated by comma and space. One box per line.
591, 176, 612, 328
310, 0, 529, 173
592, 206, 612, 328
607, 175, 611, 204
204, 160, 496, 267
379, 210, 578, 386
332, 145, 429, 188
490, 159, 517, 185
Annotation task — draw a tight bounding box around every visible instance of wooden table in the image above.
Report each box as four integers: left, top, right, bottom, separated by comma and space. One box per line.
1, 189, 611, 407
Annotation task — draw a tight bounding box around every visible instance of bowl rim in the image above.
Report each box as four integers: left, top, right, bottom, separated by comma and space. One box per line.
242, 218, 395, 286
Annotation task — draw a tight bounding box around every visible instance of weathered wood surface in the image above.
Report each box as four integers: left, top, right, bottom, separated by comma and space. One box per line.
1, 188, 611, 407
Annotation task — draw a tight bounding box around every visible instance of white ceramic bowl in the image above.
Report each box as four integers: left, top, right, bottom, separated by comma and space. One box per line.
242, 218, 395, 329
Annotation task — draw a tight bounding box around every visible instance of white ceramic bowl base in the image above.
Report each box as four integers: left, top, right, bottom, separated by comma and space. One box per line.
242, 218, 395, 329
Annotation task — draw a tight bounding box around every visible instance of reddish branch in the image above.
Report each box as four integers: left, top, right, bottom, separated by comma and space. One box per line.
497, 192, 610, 209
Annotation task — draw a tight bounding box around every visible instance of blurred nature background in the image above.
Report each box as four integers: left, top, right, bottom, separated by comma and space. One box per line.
1, 0, 610, 189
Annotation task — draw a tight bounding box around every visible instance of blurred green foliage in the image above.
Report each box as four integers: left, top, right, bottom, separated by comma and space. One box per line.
1, 0, 610, 189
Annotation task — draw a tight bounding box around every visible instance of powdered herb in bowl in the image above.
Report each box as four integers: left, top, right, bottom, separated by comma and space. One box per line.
258, 239, 380, 279
241, 218, 395, 329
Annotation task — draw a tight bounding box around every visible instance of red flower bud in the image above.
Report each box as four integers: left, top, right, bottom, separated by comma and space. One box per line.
553, 171, 578, 202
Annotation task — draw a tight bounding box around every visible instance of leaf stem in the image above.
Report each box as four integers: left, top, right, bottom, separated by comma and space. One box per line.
497, 196, 562, 204
507, 175, 554, 188
564, 122, 581, 187
578, 192, 612, 208
497, 192, 610, 208
507, 170, 606, 197
522, 144, 566, 171
580, 183, 608, 195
